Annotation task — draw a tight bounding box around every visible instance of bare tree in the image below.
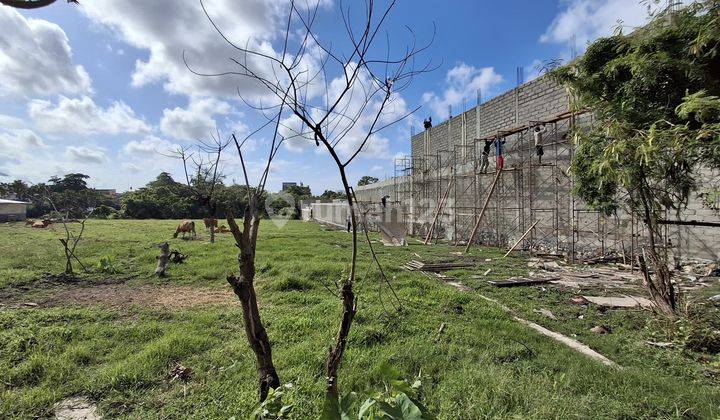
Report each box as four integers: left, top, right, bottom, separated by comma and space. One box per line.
191, 0, 433, 401
169, 134, 227, 243
225, 114, 288, 401
42, 193, 93, 276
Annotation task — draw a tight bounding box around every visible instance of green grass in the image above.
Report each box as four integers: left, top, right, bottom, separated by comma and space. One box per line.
0, 220, 718, 418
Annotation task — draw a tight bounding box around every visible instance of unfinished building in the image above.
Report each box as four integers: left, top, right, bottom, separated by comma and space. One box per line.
348, 74, 720, 262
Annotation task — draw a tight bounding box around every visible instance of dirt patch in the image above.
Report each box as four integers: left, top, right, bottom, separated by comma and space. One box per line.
54, 396, 100, 420
2, 282, 237, 310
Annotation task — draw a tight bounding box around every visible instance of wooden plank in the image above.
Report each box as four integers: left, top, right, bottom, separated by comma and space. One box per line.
503, 220, 539, 258
464, 168, 503, 253
488, 278, 554, 287
424, 175, 455, 244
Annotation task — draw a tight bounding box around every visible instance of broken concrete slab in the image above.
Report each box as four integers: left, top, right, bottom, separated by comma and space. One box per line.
583, 295, 654, 309
54, 397, 100, 420
534, 308, 557, 319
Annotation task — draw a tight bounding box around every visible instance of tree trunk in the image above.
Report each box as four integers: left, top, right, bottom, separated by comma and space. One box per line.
638, 183, 677, 317
325, 282, 356, 398
325, 169, 358, 400
59, 239, 73, 275
226, 210, 279, 402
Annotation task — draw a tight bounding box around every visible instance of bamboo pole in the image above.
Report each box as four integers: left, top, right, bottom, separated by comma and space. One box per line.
503, 220, 539, 258
464, 169, 502, 253
424, 174, 454, 244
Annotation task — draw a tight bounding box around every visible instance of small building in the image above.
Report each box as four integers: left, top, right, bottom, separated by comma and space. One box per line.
281, 182, 298, 191
95, 188, 120, 204
0, 199, 29, 222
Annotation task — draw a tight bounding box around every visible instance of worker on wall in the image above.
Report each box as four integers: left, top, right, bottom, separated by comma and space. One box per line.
479, 139, 493, 173
495, 137, 506, 171
423, 117, 432, 130
533, 124, 547, 164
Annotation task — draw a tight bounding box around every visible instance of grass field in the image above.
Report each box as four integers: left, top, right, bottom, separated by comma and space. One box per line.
1, 220, 719, 419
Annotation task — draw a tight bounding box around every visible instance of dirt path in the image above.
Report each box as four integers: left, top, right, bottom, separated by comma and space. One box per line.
2, 281, 237, 310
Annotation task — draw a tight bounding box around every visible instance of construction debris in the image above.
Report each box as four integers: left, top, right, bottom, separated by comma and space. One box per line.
534, 308, 557, 319
403, 260, 476, 272
168, 362, 193, 382
488, 278, 557, 288
582, 296, 654, 309
590, 325, 612, 334
645, 341, 674, 348
433, 272, 472, 292
478, 294, 620, 368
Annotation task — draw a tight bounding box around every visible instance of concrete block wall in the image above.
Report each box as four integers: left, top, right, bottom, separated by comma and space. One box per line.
351, 74, 720, 260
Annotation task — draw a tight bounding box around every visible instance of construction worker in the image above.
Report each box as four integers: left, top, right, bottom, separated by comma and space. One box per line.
534, 124, 547, 164
495, 137, 506, 171
479, 139, 493, 173
423, 117, 432, 130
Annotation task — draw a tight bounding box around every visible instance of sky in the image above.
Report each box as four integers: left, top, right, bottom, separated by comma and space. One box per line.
0, 0, 670, 194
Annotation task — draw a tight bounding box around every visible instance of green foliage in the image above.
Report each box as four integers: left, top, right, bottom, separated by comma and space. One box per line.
120, 172, 263, 219
357, 176, 379, 187
319, 190, 347, 200
250, 384, 299, 420
551, 0, 720, 220
91, 205, 118, 219
0, 174, 112, 218
1, 221, 719, 418
323, 369, 435, 420
96, 255, 117, 274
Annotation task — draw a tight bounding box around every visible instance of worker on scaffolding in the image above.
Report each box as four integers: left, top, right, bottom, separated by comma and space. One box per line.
479, 139, 493, 173
495, 136, 506, 171
533, 124, 548, 164
423, 117, 432, 130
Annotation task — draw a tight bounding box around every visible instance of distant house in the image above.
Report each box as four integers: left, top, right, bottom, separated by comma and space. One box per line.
281, 182, 298, 191
95, 188, 120, 204
0, 199, 29, 222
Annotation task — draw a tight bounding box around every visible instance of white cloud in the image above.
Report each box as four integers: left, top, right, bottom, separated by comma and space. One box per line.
0, 129, 46, 155
278, 114, 315, 152
540, 0, 691, 54
160, 98, 231, 140
0, 114, 25, 129
422, 63, 503, 119
0, 7, 91, 97
28, 96, 151, 136
122, 135, 179, 157
65, 146, 107, 163
79, 0, 328, 99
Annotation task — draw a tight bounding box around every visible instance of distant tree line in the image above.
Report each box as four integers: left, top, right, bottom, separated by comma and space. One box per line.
0, 173, 113, 218
0, 172, 349, 220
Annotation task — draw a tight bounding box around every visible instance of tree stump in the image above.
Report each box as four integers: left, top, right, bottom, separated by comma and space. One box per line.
155, 242, 170, 277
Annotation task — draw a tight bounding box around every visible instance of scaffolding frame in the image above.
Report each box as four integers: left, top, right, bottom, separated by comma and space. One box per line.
393, 110, 642, 262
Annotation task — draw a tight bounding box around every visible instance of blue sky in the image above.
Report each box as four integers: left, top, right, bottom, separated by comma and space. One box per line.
0, 0, 664, 193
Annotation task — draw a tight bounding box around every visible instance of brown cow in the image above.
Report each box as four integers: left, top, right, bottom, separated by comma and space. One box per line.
202, 218, 218, 229
173, 220, 196, 238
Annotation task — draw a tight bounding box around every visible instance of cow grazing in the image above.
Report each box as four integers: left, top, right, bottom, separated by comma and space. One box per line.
203, 218, 218, 229
173, 220, 196, 238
